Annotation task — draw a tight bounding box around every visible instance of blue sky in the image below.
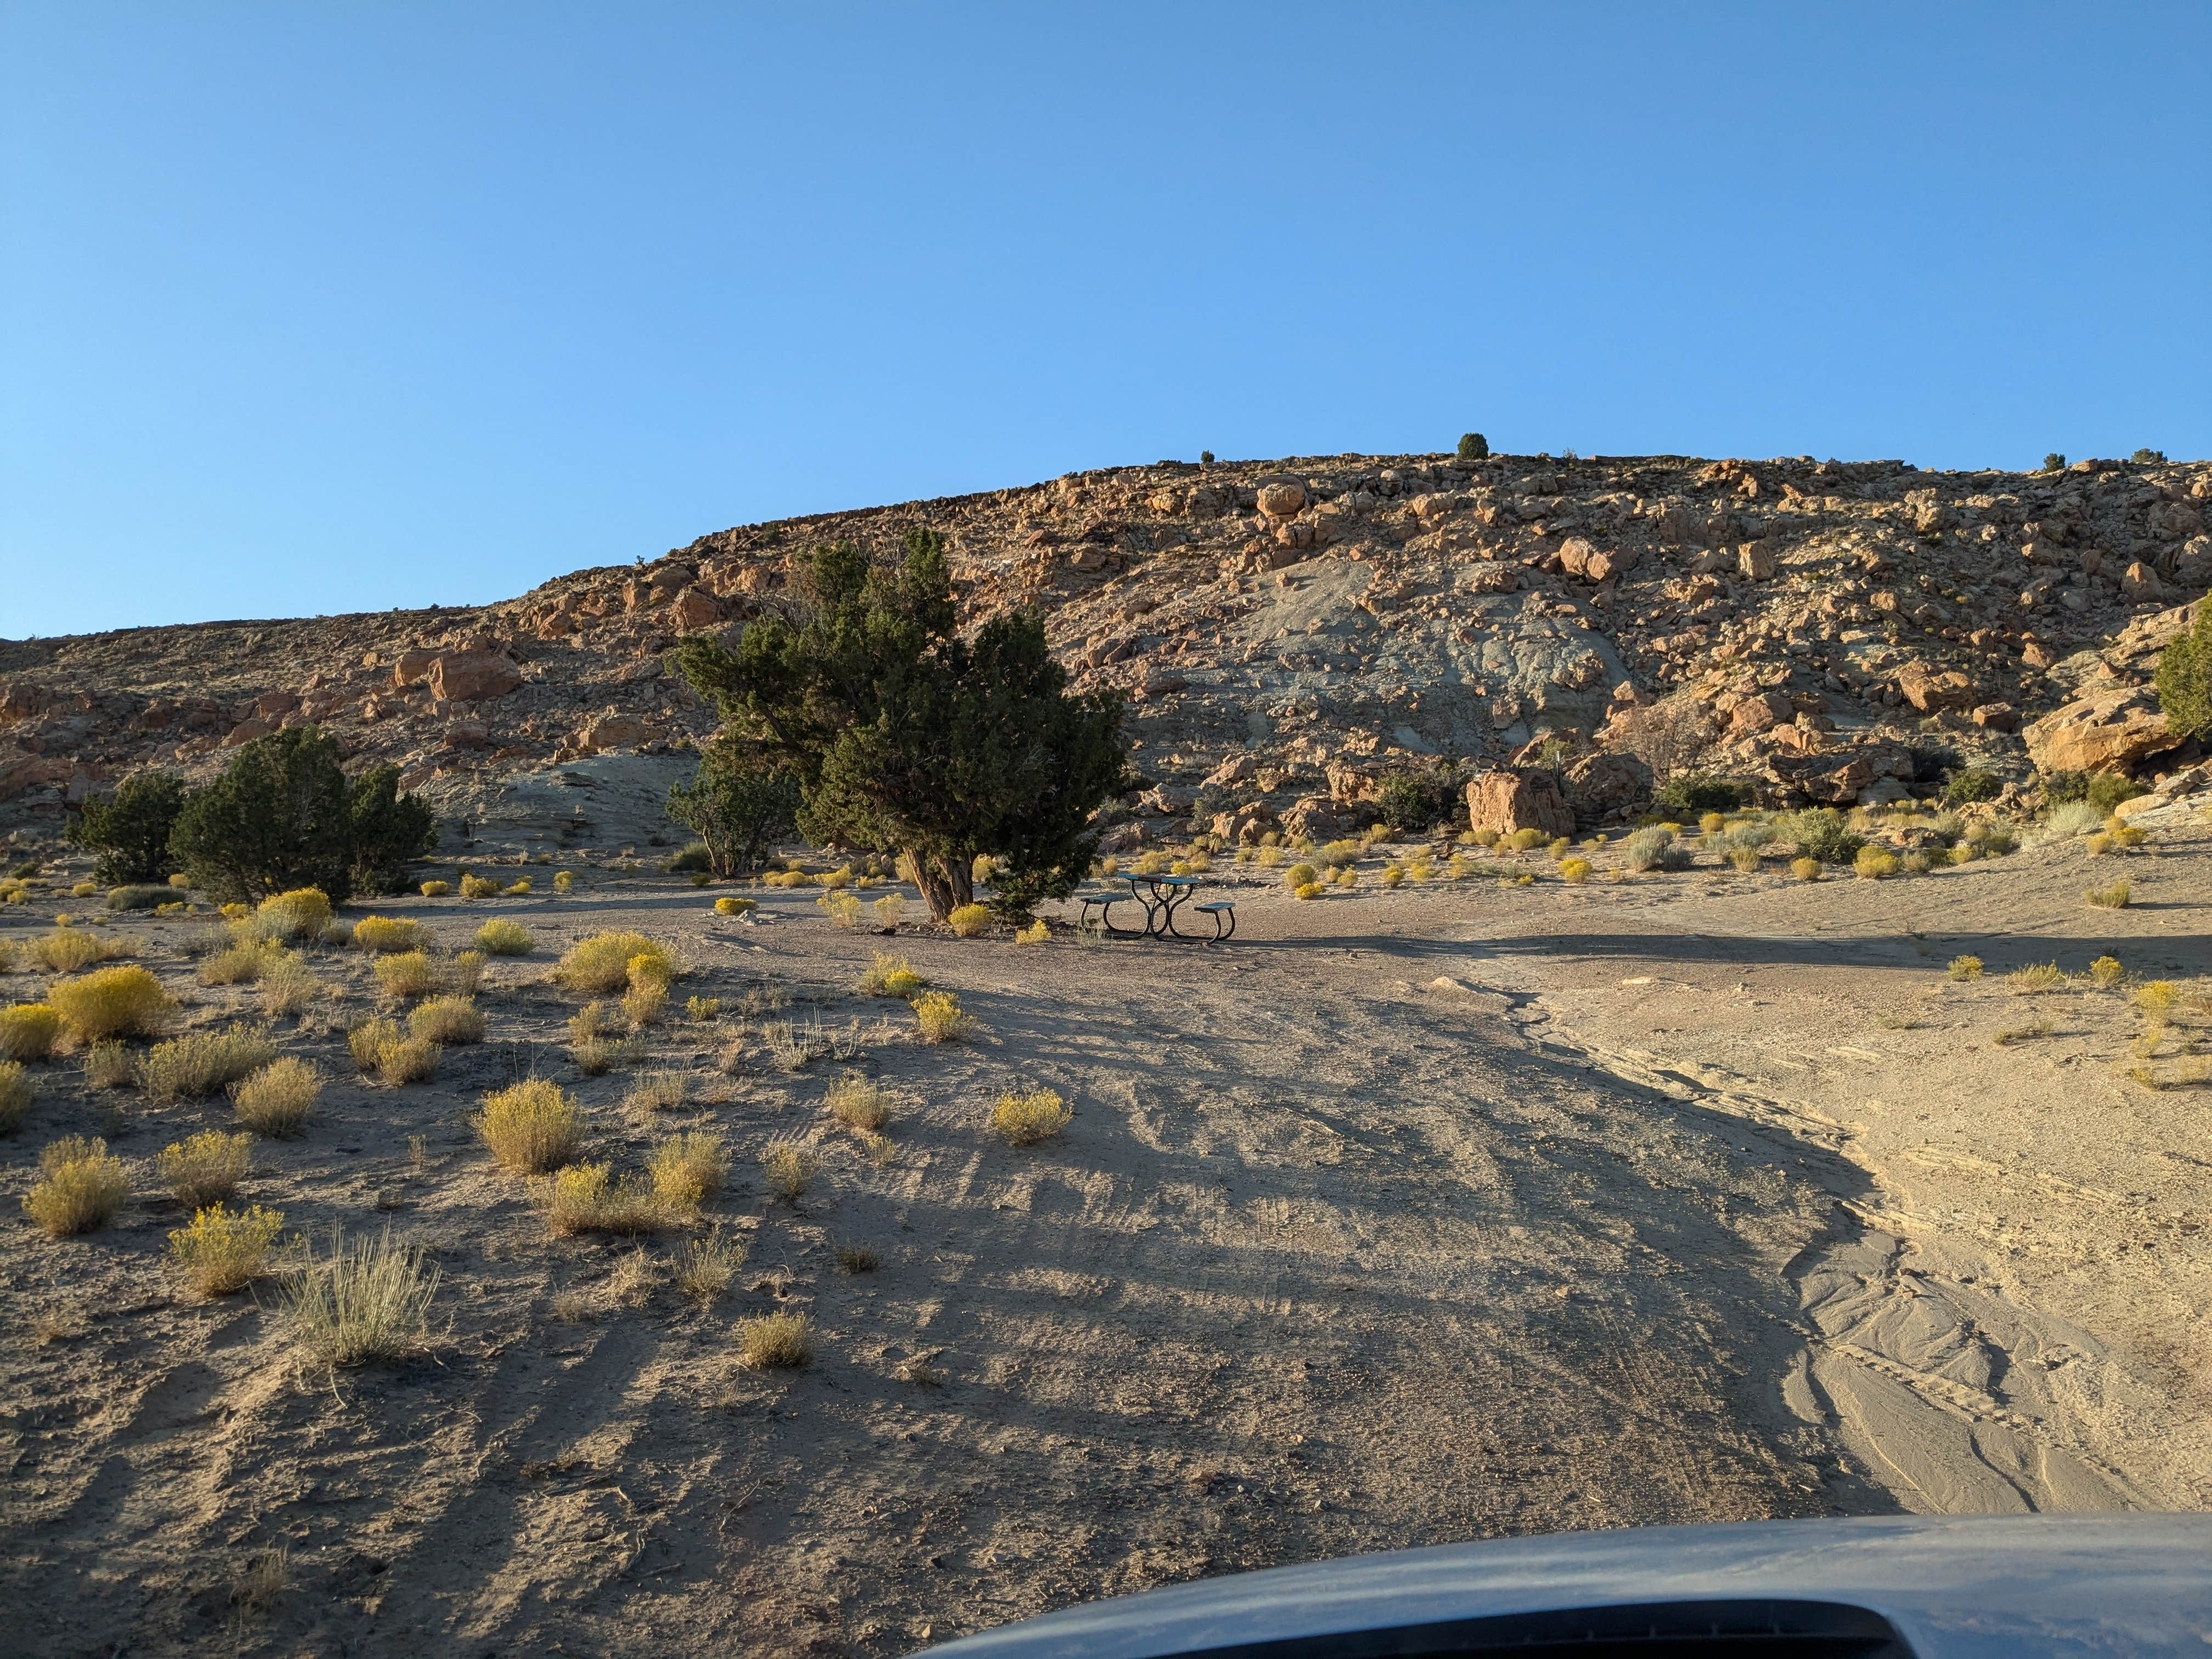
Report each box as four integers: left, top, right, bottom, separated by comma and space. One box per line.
4, 3, 2207, 637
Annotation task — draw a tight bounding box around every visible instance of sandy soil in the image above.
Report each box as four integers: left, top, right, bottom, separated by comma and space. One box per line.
1, 816, 2205, 1655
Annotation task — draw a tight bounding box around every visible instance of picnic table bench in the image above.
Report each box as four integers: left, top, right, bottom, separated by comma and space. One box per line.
1073, 873, 1235, 941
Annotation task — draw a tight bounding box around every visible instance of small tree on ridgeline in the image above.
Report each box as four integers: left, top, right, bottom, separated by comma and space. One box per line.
670, 529, 1129, 921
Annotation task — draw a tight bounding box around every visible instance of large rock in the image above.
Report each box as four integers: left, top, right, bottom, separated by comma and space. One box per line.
668, 586, 722, 630
1768, 751, 1876, 805
2023, 686, 2172, 774
579, 713, 661, 752
1896, 660, 1975, 713
1560, 752, 1651, 827
428, 651, 522, 703
391, 648, 437, 689
1465, 769, 1574, 837
1255, 482, 1308, 520
1728, 692, 1794, 737
1325, 759, 1380, 806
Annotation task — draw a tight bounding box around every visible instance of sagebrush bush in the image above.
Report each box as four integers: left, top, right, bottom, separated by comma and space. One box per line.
409, 996, 484, 1045
351, 915, 424, 954
555, 932, 676, 995
475, 918, 533, 956
991, 1088, 1071, 1146
826, 1070, 889, 1132
419, 879, 452, 898
169, 1203, 285, 1296
533, 1163, 664, 1235
947, 904, 991, 938
458, 874, 500, 899
622, 977, 668, 1029
257, 955, 322, 1018
373, 951, 442, 1000
1948, 955, 1984, 980
1854, 846, 1899, 880
476, 1078, 580, 1173
2089, 955, 2125, 989
737, 1310, 811, 1369
348, 1016, 400, 1071
860, 952, 926, 997
912, 991, 972, 1043
377, 1035, 439, 1084
0, 1002, 62, 1062
231, 1057, 321, 1137
1559, 857, 1592, 884
83, 1039, 134, 1090
2087, 879, 2132, 909
648, 1131, 726, 1209
255, 888, 333, 943
1623, 827, 1685, 873
104, 883, 174, 912
199, 938, 280, 986
763, 1142, 815, 1202
0, 1059, 29, 1135
1776, 808, 1863, 865
32, 928, 128, 974
157, 1130, 251, 1206
142, 1024, 278, 1101
23, 1136, 127, 1235
279, 1226, 439, 1367
1790, 856, 1821, 882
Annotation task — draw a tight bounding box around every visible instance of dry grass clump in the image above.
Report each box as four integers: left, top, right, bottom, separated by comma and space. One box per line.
256, 954, 323, 1018
254, 888, 333, 942
0, 1002, 62, 1062
348, 1017, 400, 1070
409, 996, 484, 1045
351, 915, 425, 953
84, 1039, 135, 1089
2007, 962, 2065, 995
347, 1017, 438, 1084
712, 894, 757, 917
0, 1060, 29, 1135
555, 931, 678, 995
231, 1057, 321, 1137
156, 1130, 251, 1207
763, 1142, 815, 1202
913, 991, 972, 1043
622, 1071, 688, 1116
199, 938, 280, 986
623, 974, 668, 1028
373, 951, 443, 999
458, 873, 500, 899
168, 1203, 285, 1296
49, 964, 175, 1041
1559, 857, 1592, 884
686, 995, 721, 1022
826, 1070, 889, 1132
1790, 856, 1821, 882
22, 1136, 128, 1236
1948, 955, 1984, 980
31, 928, 129, 973
142, 1024, 278, 1102
737, 1310, 812, 1369
475, 918, 533, 956
860, 952, 927, 997
675, 1228, 747, 1303
991, 1087, 1071, 1146
2089, 955, 2125, 989
834, 1243, 881, 1274
2086, 880, 2132, 910
419, 879, 452, 898
1853, 846, 1899, 880
278, 1227, 439, 1367
476, 1078, 580, 1173
449, 948, 485, 995
568, 1001, 639, 1074
946, 903, 992, 938
532, 1163, 666, 1235
648, 1131, 727, 1209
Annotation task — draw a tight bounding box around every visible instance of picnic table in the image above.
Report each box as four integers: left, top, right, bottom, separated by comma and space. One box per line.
1075, 873, 1236, 941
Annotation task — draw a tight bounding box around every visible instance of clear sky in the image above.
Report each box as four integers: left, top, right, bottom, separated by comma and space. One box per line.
4, 4, 2207, 639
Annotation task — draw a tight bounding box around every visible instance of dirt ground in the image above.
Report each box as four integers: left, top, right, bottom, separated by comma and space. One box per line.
2, 814, 2207, 1656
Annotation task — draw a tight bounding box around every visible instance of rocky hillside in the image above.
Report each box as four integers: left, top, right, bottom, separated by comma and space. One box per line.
4, 449, 2207, 856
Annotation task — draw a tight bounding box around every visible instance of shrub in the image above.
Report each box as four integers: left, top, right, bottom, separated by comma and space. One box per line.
2085, 832, 2113, 857
143, 1024, 278, 1102
991, 1088, 1071, 1146
231, 1057, 321, 1137
1942, 769, 2001, 806
0, 1060, 27, 1134
32, 928, 127, 973
913, 991, 972, 1043
503, 878, 532, 896
156, 1130, 251, 1207
1655, 774, 1748, 816
675, 1228, 748, 1302
664, 743, 800, 877
1507, 828, 1544, 852
2154, 591, 2212, 741
199, 938, 278, 986
409, 996, 483, 1045
49, 964, 174, 1045
622, 1071, 687, 1115
713, 896, 755, 917
69, 771, 187, 885
1559, 857, 1592, 884
533, 1163, 665, 1235
763, 1142, 815, 1201
1948, 955, 1984, 980
24, 1135, 128, 1234
458, 874, 500, 899
826, 1070, 889, 1132
1853, 847, 1899, 880
947, 903, 992, 938
373, 951, 441, 999
1623, 827, 1686, 873
1790, 856, 1821, 882
104, 883, 174, 912
2087, 880, 2132, 909
476, 1079, 580, 1174
2089, 955, 2125, 989
347, 1017, 400, 1071
376, 1036, 440, 1084
254, 888, 333, 944
648, 1132, 727, 1209
0, 1003, 61, 1062
419, 879, 452, 898
169, 1203, 285, 1296
450, 949, 486, 995
2008, 962, 2064, 994
623, 977, 668, 1028
351, 916, 424, 954
1016, 918, 1049, 944
1375, 763, 1471, 834
835, 1244, 881, 1274
819, 890, 864, 928
83, 1040, 135, 1089
2044, 770, 2147, 817
2135, 980, 2179, 1017
1456, 432, 1488, 461
1776, 808, 1863, 864
552, 870, 574, 894
475, 918, 532, 956
666, 840, 714, 874
1726, 847, 1760, 872
686, 995, 721, 1021
737, 1310, 812, 1369
555, 931, 676, 995
1293, 881, 1325, 900
2042, 452, 2066, 472
278, 1226, 439, 1367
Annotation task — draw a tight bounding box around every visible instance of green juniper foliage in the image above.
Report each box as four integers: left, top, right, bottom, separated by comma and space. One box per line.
69, 771, 186, 885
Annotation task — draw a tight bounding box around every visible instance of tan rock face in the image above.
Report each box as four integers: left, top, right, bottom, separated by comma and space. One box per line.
579, 712, 659, 752
1465, 769, 1573, 838
1255, 482, 1307, 520
2023, 686, 2171, 774
1897, 661, 1975, 713
1739, 543, 1778, 582
668, 586, 721, 631
223, 718, 275, 747
391, 649, 437, 689
428, 651, 522, 703
1729, 692, 1794, 737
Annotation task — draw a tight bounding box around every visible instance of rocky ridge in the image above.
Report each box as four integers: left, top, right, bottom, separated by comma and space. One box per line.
3, 450, 2207, 854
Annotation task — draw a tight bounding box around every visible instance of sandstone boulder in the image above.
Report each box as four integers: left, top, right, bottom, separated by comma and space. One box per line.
579, 712, 661, 752
1739, 543, 1778, 582
1256, 482, 1308, 520
2119, 561, 2164, 602
391, 648, 437, 689
1896, 660, 1974, 713
1325, 759, 1380, 806
442, 719, 491, 750
223, 718, 275, 747
1560, 752, 1651, 827
1768, 751, 1875, 805
1465, 769, 1573, 838
668, 586, 723, 630
2023, 686, 2171, 774
428, 651, 522, 703
1281, 795, 1345, 841
1971, 702, 2020, 732
1728, 692, 1794, 737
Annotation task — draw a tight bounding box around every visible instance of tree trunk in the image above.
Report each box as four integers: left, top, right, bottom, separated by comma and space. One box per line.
909, 849, 974, 922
